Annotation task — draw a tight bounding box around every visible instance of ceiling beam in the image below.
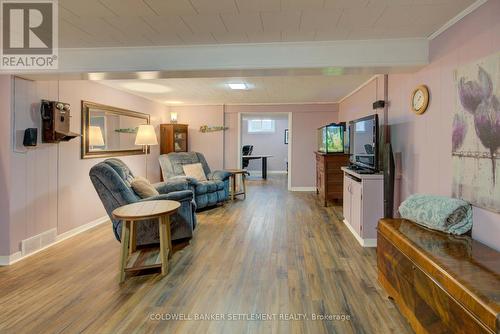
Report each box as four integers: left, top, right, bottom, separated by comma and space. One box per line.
13, 39, 428, 77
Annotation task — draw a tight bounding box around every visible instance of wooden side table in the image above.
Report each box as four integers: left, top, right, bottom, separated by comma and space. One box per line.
226, 169, 248, 200
112, 200, 180, 283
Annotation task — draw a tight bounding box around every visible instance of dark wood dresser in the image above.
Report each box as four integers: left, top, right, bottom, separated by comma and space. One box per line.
378, 218, 500, 334
315, 152, 349, 206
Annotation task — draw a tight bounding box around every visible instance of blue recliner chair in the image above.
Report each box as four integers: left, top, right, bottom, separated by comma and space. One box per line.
89, 158, 197, 245
159, 152, 231, 210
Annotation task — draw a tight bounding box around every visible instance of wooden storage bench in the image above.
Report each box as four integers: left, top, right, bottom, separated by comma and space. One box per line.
377, 218, 500, 334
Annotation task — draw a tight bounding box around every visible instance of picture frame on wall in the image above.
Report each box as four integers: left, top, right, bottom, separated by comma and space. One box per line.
284, 129, 289, 144
452, 51, 500, 213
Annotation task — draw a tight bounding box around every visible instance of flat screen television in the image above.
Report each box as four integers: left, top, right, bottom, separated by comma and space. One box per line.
317, 123, 345, 153
349, 114, 379, 171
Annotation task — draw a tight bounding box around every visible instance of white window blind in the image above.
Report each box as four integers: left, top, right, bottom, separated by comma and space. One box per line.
248, 119, 276, 133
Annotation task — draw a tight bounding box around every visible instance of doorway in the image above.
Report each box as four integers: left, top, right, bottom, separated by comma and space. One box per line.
237, 112, 292, 189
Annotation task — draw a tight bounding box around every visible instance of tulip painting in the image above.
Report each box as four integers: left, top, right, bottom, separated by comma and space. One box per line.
452, 113, 467, 152
453, 52, 500, 213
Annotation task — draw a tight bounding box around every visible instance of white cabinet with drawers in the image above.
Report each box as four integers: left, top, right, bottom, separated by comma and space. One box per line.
341, 167, 384, 247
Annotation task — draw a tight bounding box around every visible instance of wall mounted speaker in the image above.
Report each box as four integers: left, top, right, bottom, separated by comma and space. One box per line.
373, 100, 385, 109
23, 128, 38, 147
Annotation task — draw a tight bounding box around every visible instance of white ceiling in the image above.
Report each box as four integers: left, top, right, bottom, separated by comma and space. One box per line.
60, 0, 476, 48
58, 1, 477, 106
97, 75, 373, 105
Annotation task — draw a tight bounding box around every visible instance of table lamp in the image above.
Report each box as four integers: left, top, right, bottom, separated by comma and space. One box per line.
88, 126, 104, 150
135, 124, 158, 179
170, 112, 178, 124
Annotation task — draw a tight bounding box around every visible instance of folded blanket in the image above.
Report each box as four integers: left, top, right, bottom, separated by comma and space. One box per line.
398, 194, 473, 235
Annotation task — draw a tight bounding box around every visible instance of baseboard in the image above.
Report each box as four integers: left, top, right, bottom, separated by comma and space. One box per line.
0, 215, 109, 266
343, 219, 377, 248
55, 216, 109, 243
0, 252, 22, 266
362, 239, 377, 247
289, 187, 316, 192
247, 170, 288, 176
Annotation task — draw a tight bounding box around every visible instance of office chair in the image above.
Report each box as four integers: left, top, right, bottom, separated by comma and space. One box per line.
242, 145, 253, 169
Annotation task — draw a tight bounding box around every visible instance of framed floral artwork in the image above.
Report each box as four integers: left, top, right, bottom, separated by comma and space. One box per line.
453, 52, 500, 212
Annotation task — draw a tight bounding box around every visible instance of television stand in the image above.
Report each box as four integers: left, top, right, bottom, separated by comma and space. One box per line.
341, 167, 383, 247
347, 164, 376, 174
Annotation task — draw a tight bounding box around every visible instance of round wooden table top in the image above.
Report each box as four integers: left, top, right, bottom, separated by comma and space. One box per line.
112, 200, 180, 220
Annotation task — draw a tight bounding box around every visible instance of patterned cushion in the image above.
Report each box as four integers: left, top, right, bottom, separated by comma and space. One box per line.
131, 177, 159, 198
398, 194, 473, 235
183, 163, 207, 181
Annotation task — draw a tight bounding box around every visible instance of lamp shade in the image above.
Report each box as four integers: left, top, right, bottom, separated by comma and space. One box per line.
88, 126, 104, 146
135, 124, 158, 146
170, 112, 178, 123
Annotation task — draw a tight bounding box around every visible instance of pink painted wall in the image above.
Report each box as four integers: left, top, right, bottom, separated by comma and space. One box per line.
224, 111, 239, 169
338, 75, 386, 123
388, 1, 500, 251
169, 105, 224, 170
0, 76, 12, 256
6, 78, 168, 256
225, 104, 339, 188
242, 115, 288, 172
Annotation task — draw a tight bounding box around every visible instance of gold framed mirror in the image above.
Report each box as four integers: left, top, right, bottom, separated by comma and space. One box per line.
81, 101, 150, 159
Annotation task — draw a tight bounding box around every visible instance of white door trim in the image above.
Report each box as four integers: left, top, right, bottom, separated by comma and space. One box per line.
237, 112, 242, 169
287, 112, 292, 191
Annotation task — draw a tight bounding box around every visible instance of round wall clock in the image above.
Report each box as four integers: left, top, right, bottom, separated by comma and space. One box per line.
411, 85, 430, 115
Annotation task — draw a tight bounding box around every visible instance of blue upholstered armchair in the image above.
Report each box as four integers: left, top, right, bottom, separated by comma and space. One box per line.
89, 159, 197, 246
159, 152, 231, 210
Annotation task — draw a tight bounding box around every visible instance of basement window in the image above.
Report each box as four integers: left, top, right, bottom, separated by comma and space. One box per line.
248, 119, 276, 133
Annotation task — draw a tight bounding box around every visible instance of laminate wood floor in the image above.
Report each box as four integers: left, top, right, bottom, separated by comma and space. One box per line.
0, 175, 412, 334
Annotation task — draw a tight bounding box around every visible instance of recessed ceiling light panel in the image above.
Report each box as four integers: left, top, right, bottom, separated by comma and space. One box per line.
121, 82, 171, 93
227, 82, 252, 90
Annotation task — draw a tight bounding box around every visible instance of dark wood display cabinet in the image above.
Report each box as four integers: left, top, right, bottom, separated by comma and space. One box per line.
160, 124, 188, 154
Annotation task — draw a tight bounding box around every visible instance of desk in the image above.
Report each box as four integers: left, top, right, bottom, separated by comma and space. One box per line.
242, 155, 273, 179
112, 200, 180, 283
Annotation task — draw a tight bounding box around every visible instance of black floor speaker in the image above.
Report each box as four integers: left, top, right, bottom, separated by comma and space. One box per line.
383, 142, 395, 218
